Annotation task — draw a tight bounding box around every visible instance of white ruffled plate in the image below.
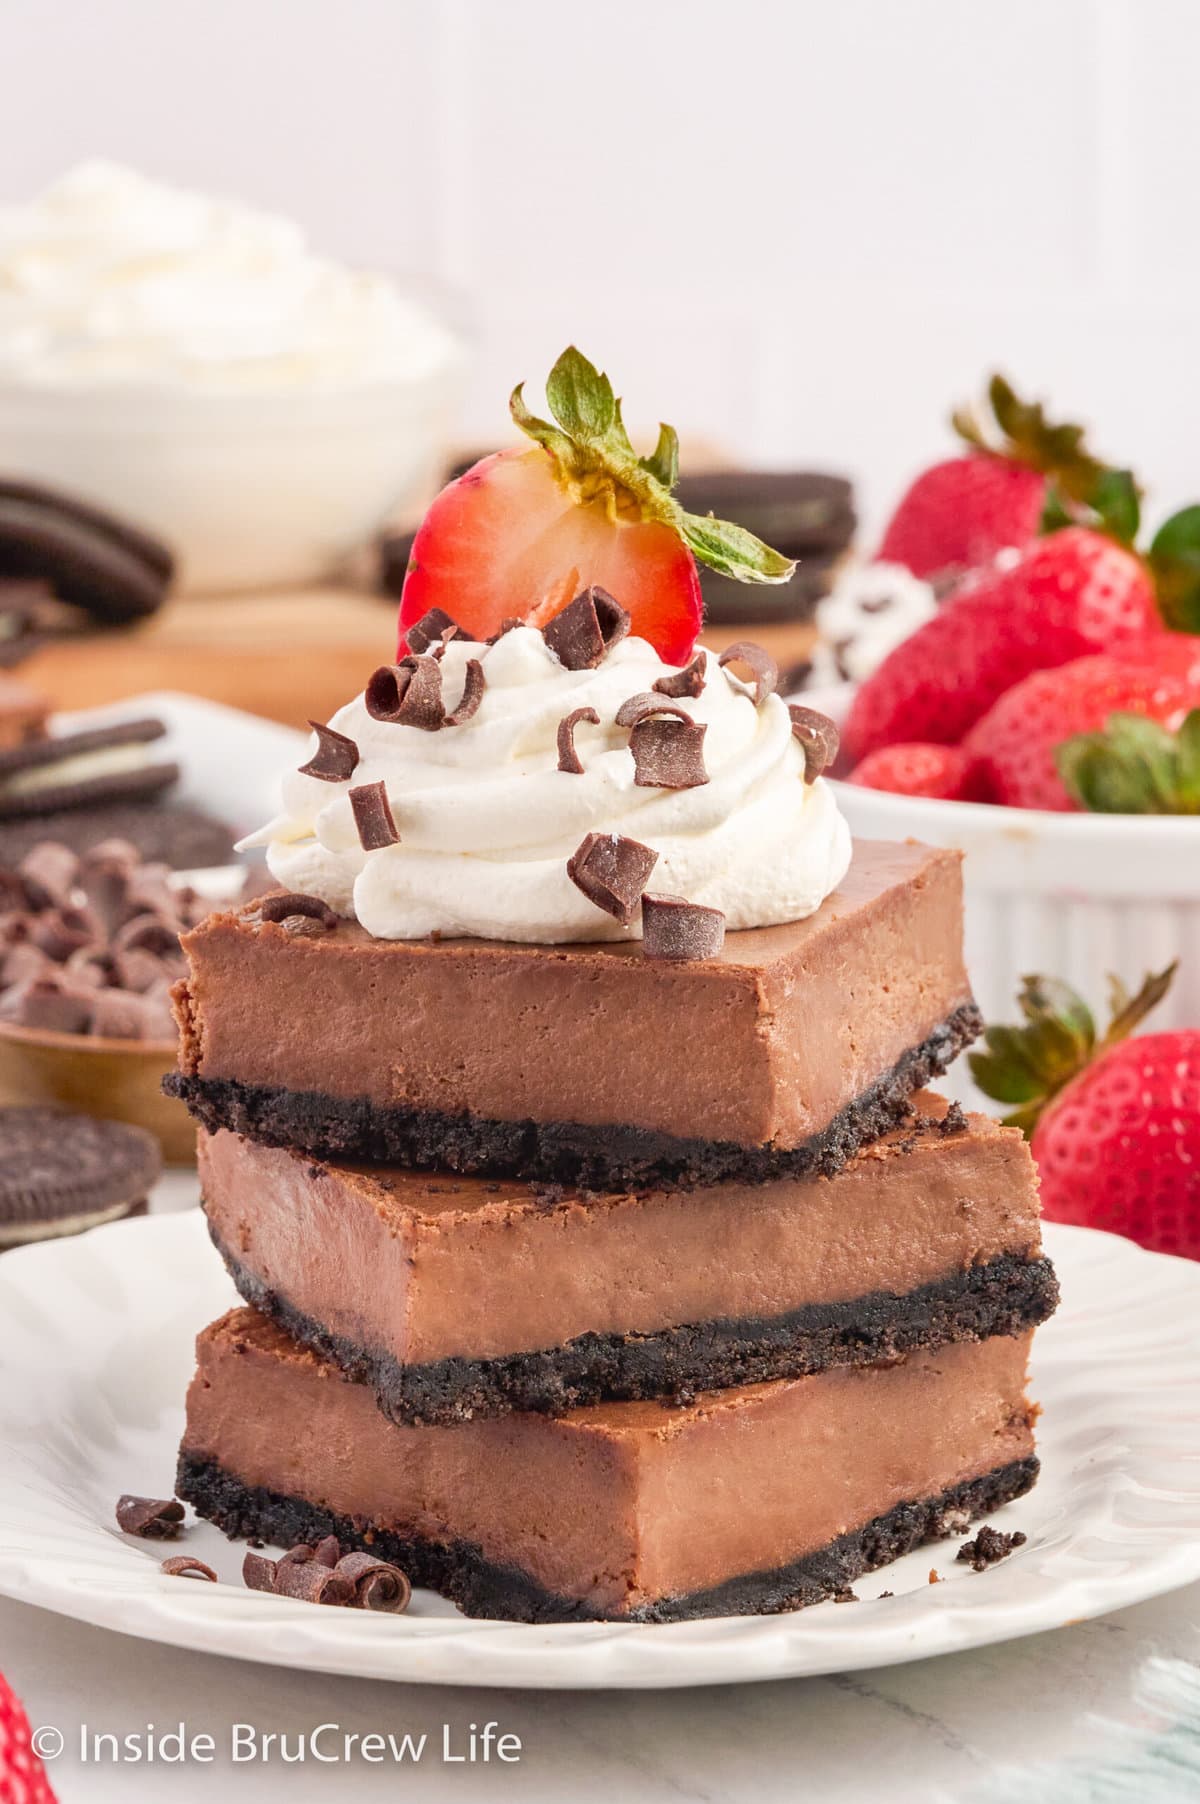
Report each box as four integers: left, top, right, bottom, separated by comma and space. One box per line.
1, 1212, 1198, 1690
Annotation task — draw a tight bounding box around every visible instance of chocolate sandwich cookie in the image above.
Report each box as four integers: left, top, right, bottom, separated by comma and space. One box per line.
0, 718, 178, 820
0, 799, 234, 871
0, 479, 174, 624
0, 1106, 161, 1248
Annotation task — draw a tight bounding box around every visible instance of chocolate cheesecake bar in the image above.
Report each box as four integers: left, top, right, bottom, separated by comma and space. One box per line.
179, 1308, 1038, 1622
169, 839, 980, 1188
200, 1098, 1057, 1424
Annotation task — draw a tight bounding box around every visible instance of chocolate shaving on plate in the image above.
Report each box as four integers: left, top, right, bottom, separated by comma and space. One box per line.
641, 893, 726, 961
349, 781, 400, 851
116, 1494, 186, 1540
259, 891, 339, 931
333, 1551, 412, 1614
556, 706, 600, 775
365, 656, 445, 730
652, 650, 708, 699
444, 657, 486, 726
242, 1550, 278, 1593
406, 606, 461, 656
787, 705, 840, 783
543, 586, 631, 670
161, 1557, 217, 1582
299, 720, 360, 783
314, 1534, 342, 1568
567, 831, 659, 926
718, 640, 778, 705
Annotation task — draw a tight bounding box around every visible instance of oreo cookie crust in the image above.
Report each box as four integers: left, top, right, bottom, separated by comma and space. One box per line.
166, 1002, 982, 1189
0, 718, 179, 820
177, 1452, 1039, 1623
0, 1106, 161, 1248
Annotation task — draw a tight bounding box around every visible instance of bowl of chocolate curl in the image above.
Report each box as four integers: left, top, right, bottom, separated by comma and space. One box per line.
0, 837, 209, 1160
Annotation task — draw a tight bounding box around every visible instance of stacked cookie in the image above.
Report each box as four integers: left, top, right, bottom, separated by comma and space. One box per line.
169, 609, 1056, 1623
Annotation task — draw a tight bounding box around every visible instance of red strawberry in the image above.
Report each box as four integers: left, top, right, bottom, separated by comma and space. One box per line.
843, 528, 1160, 765
0, 1670, 58, 1803
846, 743, 988, 801
972, 966, 1200, 1259
398, 348, 793, 664
1111, 631, 1200, 686
966, 654, 1194, 811
877, 374, 1116, 578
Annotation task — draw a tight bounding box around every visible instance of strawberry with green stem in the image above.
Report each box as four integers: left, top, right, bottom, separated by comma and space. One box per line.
877, 373, 1130, 579
398, 348, 794, 664
972, 964, 1200, 1258
1056, 708, 1200, 814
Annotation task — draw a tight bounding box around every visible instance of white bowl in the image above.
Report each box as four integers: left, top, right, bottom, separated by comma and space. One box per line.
0, 361, 461, 593
832, 780, 1200, 1104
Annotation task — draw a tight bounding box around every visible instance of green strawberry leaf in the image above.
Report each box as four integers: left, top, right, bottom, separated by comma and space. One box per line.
1148, 504, 1200, 631
1057, 709, 1200, 815
544, 346, 617, 444
509, 347, 796, 586
973, 964, 1176, 1134
1089, 468, 1141, 545
639, 422, 680, 491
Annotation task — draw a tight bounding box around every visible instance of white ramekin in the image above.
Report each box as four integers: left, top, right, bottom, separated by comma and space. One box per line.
0, 359, 461, 593
832, 780, 1200, 1103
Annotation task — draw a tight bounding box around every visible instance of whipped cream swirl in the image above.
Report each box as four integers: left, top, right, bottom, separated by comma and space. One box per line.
0, 162, 459, 392
246, 628, 851, 943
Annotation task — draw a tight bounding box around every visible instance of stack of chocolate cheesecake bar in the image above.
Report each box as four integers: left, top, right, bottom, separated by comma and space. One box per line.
169, 837, 1057, 1622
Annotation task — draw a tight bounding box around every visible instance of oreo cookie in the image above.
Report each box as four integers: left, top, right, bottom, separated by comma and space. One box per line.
0, 718, 179, 820
0, 480, 174, 625
0, 1106, 161, 1249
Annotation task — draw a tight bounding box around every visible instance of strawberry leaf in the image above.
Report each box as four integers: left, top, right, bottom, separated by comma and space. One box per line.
640, 422, 680, 491
545, 346, 617, 445
954, 373, 1137, 531
1089, 468, 1141, 545
973, 963, 1175, 1133
1148, 504, 1200, 631
677, 512, 795, 583
1057, 709, 1200, 814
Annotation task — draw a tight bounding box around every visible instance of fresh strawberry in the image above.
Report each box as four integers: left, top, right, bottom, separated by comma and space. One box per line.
846, 743, 988, 801
972, 965, 1200, 1259
1111, 631, 1200, 686
877, 374, 1118, 578
1055, 706, 1200, 814
398, 348, 793, 664
965, 654, 1194, 811
0, 1670, 58, 1803
843, 528, 1160, 764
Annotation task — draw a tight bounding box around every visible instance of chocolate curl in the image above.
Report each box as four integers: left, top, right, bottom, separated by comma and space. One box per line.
112, 912, 179, 956
259, 892, 339, 930
32, 905, 97, 962
787, 705, 840, 783
444, 657, 486, 726
0, 973, 93, 1032
556, 706, 600, 775
242, 1550, 278, 1593
406, 606, 461, 656
160, 1557, 217, 1582
567, 831, 659, 926
116, 1494, 186, 1539
718, 640, 778, 705
613, 694, 708, 790
653, 651, 707, 699
641, 894, 726, 961
17, 842, 79, 909
299, 720, 360, 783
365, 657, 445, 730
543, 587, 631, 670
334, 1551, 412, 1614
349, 781, 400, 851
272, 1555, 354, 1605
313, 1535, 342, 1568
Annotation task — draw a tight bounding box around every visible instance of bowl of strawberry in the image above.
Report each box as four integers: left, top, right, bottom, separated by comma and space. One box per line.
824, 377, 1200, 1042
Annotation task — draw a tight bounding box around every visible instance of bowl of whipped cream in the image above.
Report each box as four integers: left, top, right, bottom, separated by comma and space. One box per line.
0, 162, 464, 592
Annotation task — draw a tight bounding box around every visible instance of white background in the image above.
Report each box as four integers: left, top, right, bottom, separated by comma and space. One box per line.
4, 0, 1198, 538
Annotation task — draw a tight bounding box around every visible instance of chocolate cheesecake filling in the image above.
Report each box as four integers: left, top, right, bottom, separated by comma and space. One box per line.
168, 840, 978, 1187
199, 1102, 1057, 1422
179, 1310, 1039, 1621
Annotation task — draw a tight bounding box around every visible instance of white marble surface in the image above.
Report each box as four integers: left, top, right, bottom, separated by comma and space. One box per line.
3, 1582, 1199, 1801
